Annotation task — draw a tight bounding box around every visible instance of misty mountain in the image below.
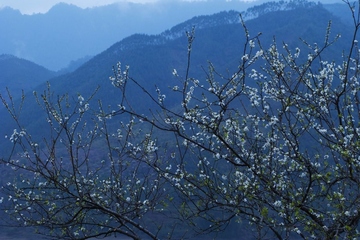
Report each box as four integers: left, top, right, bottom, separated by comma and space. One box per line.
0, 1, 258, 71
0, 1, 353, 145
323, 3, 354, 25
0, 0, 351, 72
0, 54, 56, 103
56, 55, 93, 75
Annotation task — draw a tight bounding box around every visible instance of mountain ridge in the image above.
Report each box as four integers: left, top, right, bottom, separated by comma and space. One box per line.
0, 0, 346, 72
0, 1, 351, 107
0, 54, 56, 104
103, 1, 344, 59
0, 0, 255, 70
29, 2, 354, 107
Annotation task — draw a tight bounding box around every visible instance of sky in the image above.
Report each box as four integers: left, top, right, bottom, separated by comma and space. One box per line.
0, 0, 161, 14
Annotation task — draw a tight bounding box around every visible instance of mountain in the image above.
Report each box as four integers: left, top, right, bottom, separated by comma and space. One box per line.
323, 3, 353, 25
56, 55, 93, 75
0, 54, 56, 103
0, 1, 352, 72
0, 1, 353, 145
0, 1, 257, 71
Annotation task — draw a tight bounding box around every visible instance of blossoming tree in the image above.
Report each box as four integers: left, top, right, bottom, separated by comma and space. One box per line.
2, 0, 360, 239
0, 85, 176, 239
107, 2, 360, 238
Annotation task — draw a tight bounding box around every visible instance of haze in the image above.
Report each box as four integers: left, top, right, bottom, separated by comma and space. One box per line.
0, 0, 198, 14
0, 0, 340, 14
0, 0, 342, 70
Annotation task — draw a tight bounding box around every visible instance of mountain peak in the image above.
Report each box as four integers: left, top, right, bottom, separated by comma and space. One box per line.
161, 10, 241, 40
242, 0, 320, 20
110, 10, 242, 55
110, 0, 323, 56
0, 6, 21, 16
47, 2, 82, 14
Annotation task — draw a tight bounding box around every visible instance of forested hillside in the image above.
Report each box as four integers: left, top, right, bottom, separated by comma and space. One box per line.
0, 1, 254, 70
0, 54, 56, 104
